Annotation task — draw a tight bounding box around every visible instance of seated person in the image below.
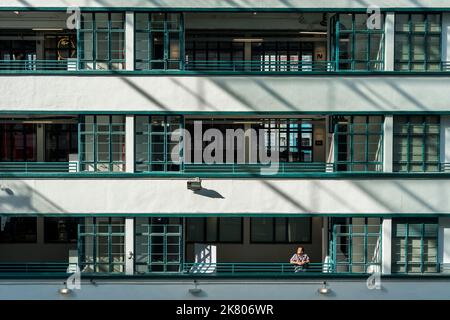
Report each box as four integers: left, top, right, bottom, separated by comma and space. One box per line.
290, 246, 310, 272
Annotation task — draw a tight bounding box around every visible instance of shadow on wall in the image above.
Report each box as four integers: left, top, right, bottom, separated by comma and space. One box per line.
0, 180, 67, 214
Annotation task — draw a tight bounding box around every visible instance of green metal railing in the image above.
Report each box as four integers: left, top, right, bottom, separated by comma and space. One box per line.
0, 162, 78, 173
0, 262, 69, 274
183, 162, 332, 174
184, 60, 335, 72
0, 60, 78, 71
182, 262, 331, 275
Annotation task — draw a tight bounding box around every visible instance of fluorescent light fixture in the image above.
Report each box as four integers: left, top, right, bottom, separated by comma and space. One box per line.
299, 31, 327, 35
32, 28, 63, 31
232, 38, 263, 43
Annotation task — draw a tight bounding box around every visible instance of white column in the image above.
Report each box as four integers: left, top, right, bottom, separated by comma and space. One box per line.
440, 116, 450, 172
125, 11, 135, 71
439, 217, 450, 273
325, 116, 334, 172
383, 115, 394, 172
36, 124, 45, 162
382, 218, 392, 275
384, 13, 395, 71
125, 218, 135, 275
441, 13, 450, 66
125, 115, 135, 173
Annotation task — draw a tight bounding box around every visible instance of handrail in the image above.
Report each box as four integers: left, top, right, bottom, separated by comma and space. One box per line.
1, 59, 450, 73
183, 162, 330, 174
0, 162, 78, 173
0, 59, 77, 71
0, 262, 69, 273
185, 60, 335, 72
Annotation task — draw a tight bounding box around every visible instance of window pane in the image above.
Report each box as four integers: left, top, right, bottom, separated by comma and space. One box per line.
186, 218, 205, 242
287, 218, 311, 242
219, 218, 242, 242
251, 218, 273, 242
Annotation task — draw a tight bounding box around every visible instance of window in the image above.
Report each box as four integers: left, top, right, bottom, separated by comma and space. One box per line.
250, 217, 311, 243
0, 217, 37, 243
78, 217, 125, 273
45, 123, 78, 162
395, 14, 441, 71
331, 13, 384, 71
185, 40, 244, 71
334, 115, 384, 172
135, 13, 184, 70
0, 123, 37, 162
135, 115, 182, 172
331, 217, 382, 273
393, 115, 440, 172
44, 217, 81, 243
79, 115, 126, 172
392, 218, 438, 273
186, 217, 243, 243
79, 12, 125, 70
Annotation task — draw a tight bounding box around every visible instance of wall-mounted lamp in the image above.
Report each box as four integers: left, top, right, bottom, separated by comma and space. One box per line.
188, 280, 202, 294
317, 281, 331, 295
187, 178, 202, 191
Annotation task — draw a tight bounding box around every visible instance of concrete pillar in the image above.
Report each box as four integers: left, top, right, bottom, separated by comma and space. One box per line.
125, 218, 135, 275
439, 217, 450, 273
383, 115, 394, 172
441, 13, 450, 67
384, 13, 395, 71
125, 115, 135, 173
440, 116, 450, 172
382, 218, 392, 275
125, 12, 135, 71
36, 124, 45, 162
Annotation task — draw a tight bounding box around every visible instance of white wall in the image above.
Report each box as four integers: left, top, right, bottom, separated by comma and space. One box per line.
0, 178, 449, 215
2, 75, 450, 113
1, 0, 450, 9
2, 278, 450, 300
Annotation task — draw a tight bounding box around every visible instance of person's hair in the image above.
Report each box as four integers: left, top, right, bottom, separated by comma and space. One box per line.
297, 246, 304, 253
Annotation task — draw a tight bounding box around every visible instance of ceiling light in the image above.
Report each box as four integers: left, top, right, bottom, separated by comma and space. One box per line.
299, 31, 327, 35
32, 28, 63, 31
232, 38, 263, 43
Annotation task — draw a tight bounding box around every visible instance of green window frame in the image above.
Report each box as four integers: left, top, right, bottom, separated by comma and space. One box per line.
79, 115, 126, 172
331, 218, 382, 274
250, 217, 312, 244
134, 224, 183, 273
78, 12, 126, 70
135, 115, 182, 172
392, 218, 439, 274
393, 115, 440, 172
186, 217, 243, 244
394, 13, 442, 71
334, 115, 384, 172
78, 220, 126, 273
135, 12, 184, 70
331, 13, 385, 71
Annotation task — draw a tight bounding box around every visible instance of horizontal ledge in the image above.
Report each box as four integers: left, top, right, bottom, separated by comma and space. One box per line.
2, 172, 450, 179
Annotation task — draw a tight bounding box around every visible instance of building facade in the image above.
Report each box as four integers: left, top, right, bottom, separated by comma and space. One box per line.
0, 0, 450, 299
